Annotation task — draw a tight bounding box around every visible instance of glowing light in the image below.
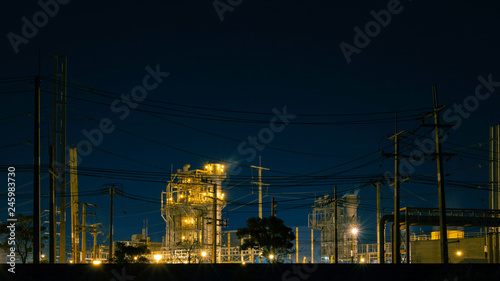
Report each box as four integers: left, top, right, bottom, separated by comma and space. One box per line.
269, 254, 274, 260
205, 165, 208, 169
360, 258, 365, 263
180, 195, 184, 198
92, 260, 101, 265
134, 256, 138, 260
182, 236, 185, 240
201, 251, 207, 257
184, 219, 188, 223
456, 251, 462, 256
69, 260, 73, 263
351, 228, 358, 235
154, 254, 162, 263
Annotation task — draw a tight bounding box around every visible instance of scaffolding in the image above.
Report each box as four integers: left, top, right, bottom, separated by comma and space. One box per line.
308, 193, 359, 263
161, 163, 226, 263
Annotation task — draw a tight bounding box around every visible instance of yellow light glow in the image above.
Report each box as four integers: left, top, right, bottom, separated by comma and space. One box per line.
351, 228, 358, 235
92, 260, 101, 265
201, 251, 207, 257
456, 251, 462, 256
182, 236, 185, 240
180, 195, 184, 198
184, 219, 188, 223
269, 254, 274, 260
69, 260, 73, 263
134, 256, 137, 260
154, 254, 162, 262
169, 197, 173, 201
360, 258, 365, 263
205, 165, 208, 169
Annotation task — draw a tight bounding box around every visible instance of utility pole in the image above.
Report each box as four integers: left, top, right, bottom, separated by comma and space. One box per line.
432, 85, 449, 264
109, 185, 114, 262
497, 125, 500, 264
376, 181, 383, 264
212, 183, 217, 263
389, 113, 405, 264
334, 186, 338, 264
90, 224, 103, 261
251, 158, 269, 219
53, 55, 67, 263
296, 227, 299, 263
311, 228, 314, 263
34, 75, 41, 264
49, 145, 56, 263
490, 126, 494, 263
70, 148, 79, 264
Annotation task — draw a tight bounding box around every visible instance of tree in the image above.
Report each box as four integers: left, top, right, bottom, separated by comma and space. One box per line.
0, 214, 47, 264
113, 242, 151, 263
236, 216, 295, 262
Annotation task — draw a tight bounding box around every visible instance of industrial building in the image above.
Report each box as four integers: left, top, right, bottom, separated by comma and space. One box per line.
308, 193, 360, 263
160, 163, 227, 263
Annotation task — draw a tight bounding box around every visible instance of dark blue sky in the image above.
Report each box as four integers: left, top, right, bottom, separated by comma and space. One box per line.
1, 0, 499, 255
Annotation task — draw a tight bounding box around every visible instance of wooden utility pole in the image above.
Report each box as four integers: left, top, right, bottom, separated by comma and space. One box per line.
389, 114, 405, 264
296, 227, 299, 263
251, 158, 269, 219
109, 185, 114, 262
212, 183, 217, 263
334, 186, 338, 264
33, 75, 41, 264
376, 181, 383, 264
433, 85, 449, 264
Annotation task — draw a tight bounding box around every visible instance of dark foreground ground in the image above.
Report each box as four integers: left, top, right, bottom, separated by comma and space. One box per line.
1, 263, 499, 281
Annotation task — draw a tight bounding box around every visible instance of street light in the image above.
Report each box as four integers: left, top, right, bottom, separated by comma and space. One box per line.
154, 254, 162, 263
201, 251, 207, 257
456, 251, 462, 256
351, 228, 358, 263
269, 254, 274, 261
92, 260, 101, 265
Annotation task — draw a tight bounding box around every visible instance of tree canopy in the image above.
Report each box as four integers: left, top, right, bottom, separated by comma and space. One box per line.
0, 214, 47, 264
113, 242, 150, 263
236, 216, 295, 262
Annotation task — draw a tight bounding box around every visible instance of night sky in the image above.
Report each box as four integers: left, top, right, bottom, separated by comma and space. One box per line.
1, 0, 500, 259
